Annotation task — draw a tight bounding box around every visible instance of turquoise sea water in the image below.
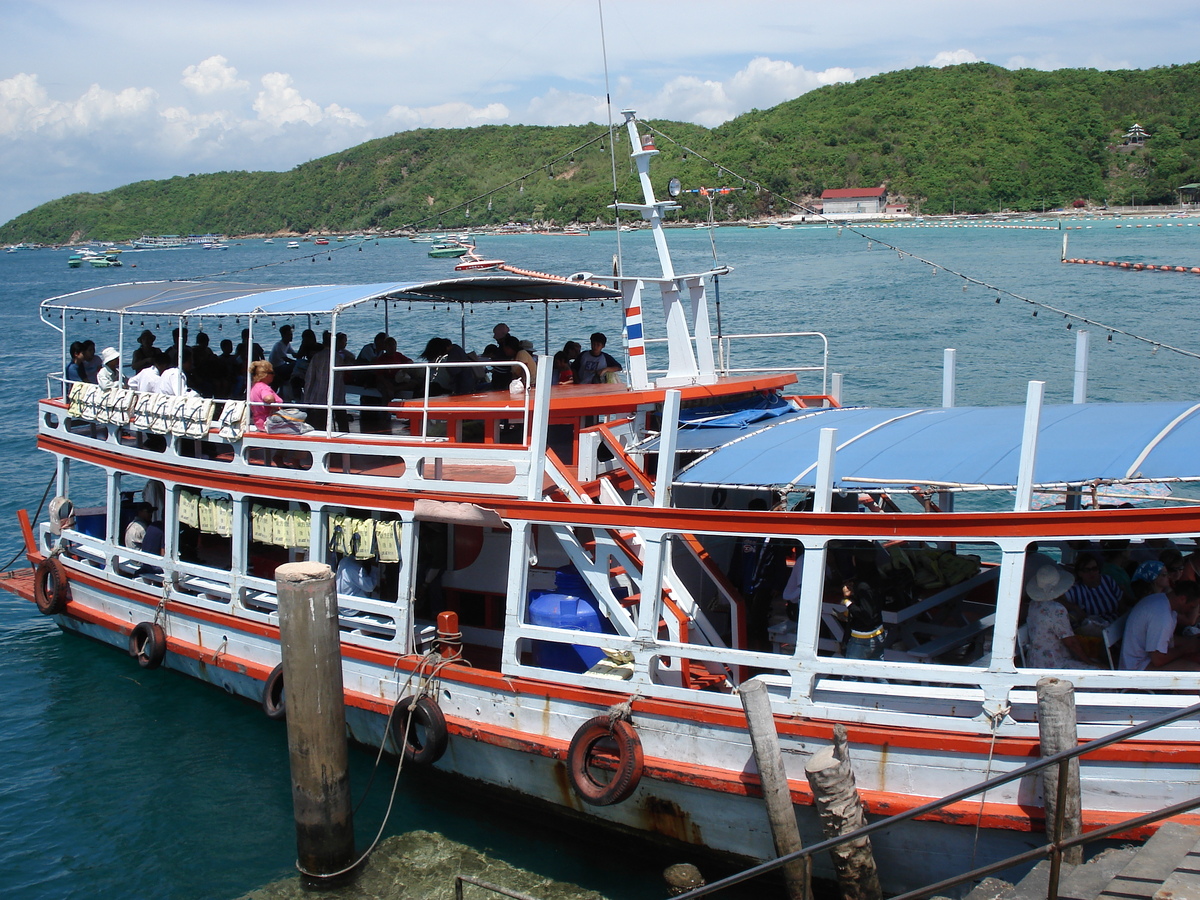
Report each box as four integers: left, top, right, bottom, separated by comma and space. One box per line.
3, 220, 1200, 898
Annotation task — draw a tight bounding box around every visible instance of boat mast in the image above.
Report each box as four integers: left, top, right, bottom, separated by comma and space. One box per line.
615, 111, 717, 387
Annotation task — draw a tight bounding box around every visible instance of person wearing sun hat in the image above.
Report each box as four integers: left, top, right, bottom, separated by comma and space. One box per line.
1119, 563, 1200, 670
131, 329, 157, 373
96, 347, 124, 392
1025, 563, 1101, 669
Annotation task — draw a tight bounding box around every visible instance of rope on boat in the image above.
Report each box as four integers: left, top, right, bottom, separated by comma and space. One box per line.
0, 471, 55, 573
970, 701, 1012, 868
297, 645, 470, 880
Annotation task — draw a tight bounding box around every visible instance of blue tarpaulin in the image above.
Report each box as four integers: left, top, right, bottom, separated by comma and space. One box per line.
675, 401, 1200, 490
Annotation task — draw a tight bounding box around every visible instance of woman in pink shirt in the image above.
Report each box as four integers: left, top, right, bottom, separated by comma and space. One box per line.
248, 360, 281, 430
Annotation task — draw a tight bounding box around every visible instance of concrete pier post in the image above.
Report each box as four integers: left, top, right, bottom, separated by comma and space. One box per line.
1037, 676, 1083, 866
740, 679, 810, 900
276, 561, 356, 883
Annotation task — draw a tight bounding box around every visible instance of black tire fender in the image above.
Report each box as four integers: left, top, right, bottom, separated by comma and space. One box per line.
390, 695, 448, 765
128, 621, 166, 669
261, 664, 286, 720
34, 558, 70, 615
566, 715, 644, 806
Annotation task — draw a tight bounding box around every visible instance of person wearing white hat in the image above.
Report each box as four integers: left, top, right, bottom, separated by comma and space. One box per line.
96, 347, 124, 392
1025, 563, 1101, 669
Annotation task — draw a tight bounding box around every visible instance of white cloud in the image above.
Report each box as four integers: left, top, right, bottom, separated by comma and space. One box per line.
181, 55, 249, 95
928, 49, 983, 67
524, 89, 606, 126
0, 73, 157, 139
253, 72, 364, 127
383, 101, 509, 129
644, 58, 859, 127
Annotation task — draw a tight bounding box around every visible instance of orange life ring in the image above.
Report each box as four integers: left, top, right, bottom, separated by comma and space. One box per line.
262, 664, 286, 720
567, 715, 644, 806
128, 621, 167, 669
390, 695, 448, 764
34, 558, 70, 615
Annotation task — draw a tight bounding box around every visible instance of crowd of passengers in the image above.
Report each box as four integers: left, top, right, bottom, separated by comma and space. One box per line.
1023, 540, 1200, 672
64, 322, 624, 433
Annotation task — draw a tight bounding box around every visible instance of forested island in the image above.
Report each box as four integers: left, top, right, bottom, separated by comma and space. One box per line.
4, 61, 1199, 244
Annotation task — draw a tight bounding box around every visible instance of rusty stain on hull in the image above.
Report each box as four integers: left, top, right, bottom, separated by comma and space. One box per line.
640, 795, 704, 845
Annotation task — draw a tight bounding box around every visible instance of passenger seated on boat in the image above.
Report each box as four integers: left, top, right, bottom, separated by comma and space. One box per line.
269, 325, 296, 386
1180, 543, 1200, 584
158, 347, 198, 397
1101, 539, 1137, 607
1025, 564, 1102, 669
1120, 579, 1200, 671
336, 555, 378, 599
81, 340, 101, 382
128, 350, 166, 394
1160, 548, 1187, 588
373, 337, 415, 403
96, 347, 124, 392
1063, 553, 1124, 625
356, 332, 388, 367
216, 340, 239, 398
419, 337, 479, 396
131, 329, 157, 374
65, 341, 92, 384
123, 502, 164, 576
498, 335, 537, 385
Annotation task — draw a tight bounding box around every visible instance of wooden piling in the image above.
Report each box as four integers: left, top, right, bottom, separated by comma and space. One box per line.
740, 679, 810, 900
1037, 676, 1083, 866
276, 561, 356, 883
804, 724, 881, 900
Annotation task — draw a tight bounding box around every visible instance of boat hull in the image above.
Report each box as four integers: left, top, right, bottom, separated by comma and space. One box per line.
16, 570, 1170, 893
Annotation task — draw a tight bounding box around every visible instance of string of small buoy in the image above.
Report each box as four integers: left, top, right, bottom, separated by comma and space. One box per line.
640, 121, 1200, 362
1063, 258, 1200, 274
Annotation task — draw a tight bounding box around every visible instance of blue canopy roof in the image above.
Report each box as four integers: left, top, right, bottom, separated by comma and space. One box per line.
42, 275, 619, 318
675, 401, 1200, 490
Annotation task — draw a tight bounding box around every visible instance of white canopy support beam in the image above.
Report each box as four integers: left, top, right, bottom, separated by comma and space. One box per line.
1014, 380, 1045, 512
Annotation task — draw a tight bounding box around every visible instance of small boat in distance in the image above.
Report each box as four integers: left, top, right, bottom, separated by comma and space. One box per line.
428, 241, 471, 258
286, 241, 300, 250
263, 239, 274, 244
315, 239, 330, 246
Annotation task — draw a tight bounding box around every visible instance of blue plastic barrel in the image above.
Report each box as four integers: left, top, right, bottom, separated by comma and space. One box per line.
528, 567, 605, 673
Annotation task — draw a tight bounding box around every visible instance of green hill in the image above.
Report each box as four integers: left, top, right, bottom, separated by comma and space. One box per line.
4, 62, 1199, 243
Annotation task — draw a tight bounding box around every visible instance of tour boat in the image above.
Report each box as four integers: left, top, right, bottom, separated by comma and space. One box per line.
7, 111, 1200, 894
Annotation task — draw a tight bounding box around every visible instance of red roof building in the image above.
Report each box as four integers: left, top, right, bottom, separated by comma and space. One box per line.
820, 186, 887, 215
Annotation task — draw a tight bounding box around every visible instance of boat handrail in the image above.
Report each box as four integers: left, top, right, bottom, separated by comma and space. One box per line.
673, 698, 1200, 900
642, 330, 829, 394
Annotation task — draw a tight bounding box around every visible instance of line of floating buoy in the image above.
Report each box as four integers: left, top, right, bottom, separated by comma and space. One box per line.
1062, 258, 1200, 272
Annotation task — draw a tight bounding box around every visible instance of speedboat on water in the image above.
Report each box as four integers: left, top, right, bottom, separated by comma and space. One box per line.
8, 111, 1200, 894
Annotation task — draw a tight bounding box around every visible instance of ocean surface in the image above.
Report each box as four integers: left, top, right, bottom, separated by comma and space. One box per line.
3, 218, 1200, 899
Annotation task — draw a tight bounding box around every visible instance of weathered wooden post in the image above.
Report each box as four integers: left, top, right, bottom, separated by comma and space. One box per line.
1037, 676, 1082, 866
740, 679, 810, 900
276, 561, 356, 883
804, 724, 881, 900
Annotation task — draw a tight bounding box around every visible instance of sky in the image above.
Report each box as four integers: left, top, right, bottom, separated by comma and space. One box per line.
2, 0, 1199, 226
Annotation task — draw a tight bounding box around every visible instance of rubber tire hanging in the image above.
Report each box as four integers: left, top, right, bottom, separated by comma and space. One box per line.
128, 621, 167, 669
390, 695, 449, 765
34, 558, 69, 615
566, 716, 645, 806
261, 664, 286, 720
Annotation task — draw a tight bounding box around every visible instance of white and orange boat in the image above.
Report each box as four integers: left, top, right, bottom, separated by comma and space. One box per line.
6, 111, 1200, 893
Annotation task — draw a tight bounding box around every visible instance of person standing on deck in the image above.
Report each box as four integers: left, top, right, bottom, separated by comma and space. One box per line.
572, 332, 621, 384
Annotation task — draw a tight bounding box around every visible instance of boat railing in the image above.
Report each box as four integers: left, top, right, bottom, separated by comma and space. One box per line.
673, 699, 1200, 900
642, 330, 829, 394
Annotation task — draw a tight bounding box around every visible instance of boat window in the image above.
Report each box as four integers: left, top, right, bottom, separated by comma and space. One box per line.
177, 487, 233, 574
246, 497, 310, 581
1017, 538, 1138, 670
321, 506, 405, 605
802, 539, 1000, 667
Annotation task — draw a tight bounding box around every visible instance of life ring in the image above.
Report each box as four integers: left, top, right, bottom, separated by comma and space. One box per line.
567, 715, 644, 806
128, 621, 166, 669
261, 664, 286, 720
390, 695, 448, 765
34, 558, 70, 615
